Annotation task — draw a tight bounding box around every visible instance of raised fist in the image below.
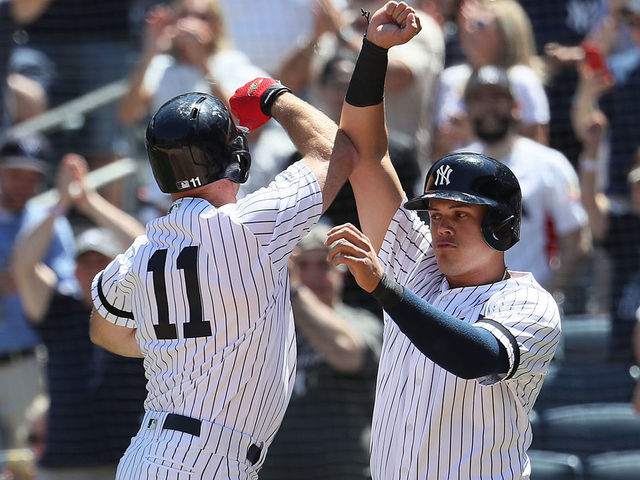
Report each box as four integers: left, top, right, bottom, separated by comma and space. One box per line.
365, 1, 422, 50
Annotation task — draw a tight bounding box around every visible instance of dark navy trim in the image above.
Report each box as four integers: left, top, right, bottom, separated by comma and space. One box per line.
476, 318, 520, 380
97, 272, 134, 320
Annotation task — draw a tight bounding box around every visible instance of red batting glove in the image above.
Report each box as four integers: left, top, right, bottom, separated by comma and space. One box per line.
229, 77, 291, 132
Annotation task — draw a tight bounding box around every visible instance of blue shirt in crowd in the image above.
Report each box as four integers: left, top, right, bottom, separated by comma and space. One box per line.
0, 203, 78, 354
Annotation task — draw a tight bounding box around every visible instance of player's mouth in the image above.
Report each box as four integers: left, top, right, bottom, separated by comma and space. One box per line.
435, 241, 456, 250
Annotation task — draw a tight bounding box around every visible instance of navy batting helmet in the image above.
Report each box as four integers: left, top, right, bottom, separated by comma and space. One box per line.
145, 92, 251, 193
404, 152, 521, 251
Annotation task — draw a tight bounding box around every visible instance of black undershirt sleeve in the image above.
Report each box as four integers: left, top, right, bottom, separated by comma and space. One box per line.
372, 275, 510, 379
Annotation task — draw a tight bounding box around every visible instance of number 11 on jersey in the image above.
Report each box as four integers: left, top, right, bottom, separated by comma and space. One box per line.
147, 246, 212, 340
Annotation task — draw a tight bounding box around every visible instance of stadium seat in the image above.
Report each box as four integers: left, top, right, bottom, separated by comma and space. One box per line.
583, 450, 640, 480
536, 403, 640, 459
557, 314, 610, 364
534, 363, 636, 412
528, 449, 584, 480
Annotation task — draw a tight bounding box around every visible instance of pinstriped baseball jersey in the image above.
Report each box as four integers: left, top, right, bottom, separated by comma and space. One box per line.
90, 163, 322, 472
371, 205, 561, 480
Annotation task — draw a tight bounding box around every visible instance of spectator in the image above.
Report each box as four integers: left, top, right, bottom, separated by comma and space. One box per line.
19, 0, 137, 165
10, 154, 147, 479
572, 63, 640, 363
414, 0, 467, 68
260, 224, 382, 480
118, 0, 265, 126
432, 0, 549, 161
0, 134, 77, 449
277, 0, 444, 173
525, 0, 621, 166
461, 65, 590, 298
0, 0, 50, 132
595, 0, 640, 196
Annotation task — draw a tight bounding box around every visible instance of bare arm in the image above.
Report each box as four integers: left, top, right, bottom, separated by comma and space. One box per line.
544, 226, 591, 293
89, 308, 143, 358
66, 154, 145, 246
576, 111, 610, 240
10, 154, 82, 322
571, 65, 614, 240
270, 92, 358, 212
10, 0, 52, 24
340, 2, 421, 252
291, 286, 365, 373
10, 212, 58, 323
117, 5, 174, 125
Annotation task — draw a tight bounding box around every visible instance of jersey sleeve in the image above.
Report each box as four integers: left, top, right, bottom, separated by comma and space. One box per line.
91, 239, 142, 329
234, 162, 323, 273
543, 151, 588, 236
474, 283, 561, 385
379, 204, 433, 284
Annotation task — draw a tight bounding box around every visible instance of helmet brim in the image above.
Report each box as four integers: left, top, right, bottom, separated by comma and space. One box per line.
404, 190, 500, 211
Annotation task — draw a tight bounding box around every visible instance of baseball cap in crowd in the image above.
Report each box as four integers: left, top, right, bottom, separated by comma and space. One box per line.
624, 0, 640, 15
0, 134, 52, 175
628, 165, 640, 184
296, 223, 347, 271
75, 228, 125, 259
298, 223, 338, 251
464, 65, 514, 101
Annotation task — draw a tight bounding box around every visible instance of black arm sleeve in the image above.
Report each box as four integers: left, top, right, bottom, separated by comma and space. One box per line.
376, 281, 511, 379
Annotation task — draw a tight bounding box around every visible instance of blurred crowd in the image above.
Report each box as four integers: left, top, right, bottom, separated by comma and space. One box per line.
1, 0, 640, 478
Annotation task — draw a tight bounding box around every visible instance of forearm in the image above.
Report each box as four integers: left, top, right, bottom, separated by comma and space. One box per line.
275, 36, 318, 94
78, 192, 145, 248
10, 210, 60, 321
291, 287, 365, 373
117, 52, 154, 125
579, 168, 609, 239
271, 92, 338, 159
545, 228, 591, 292
12, 208, 59, 277
90, 309, 143, 358
11, 0, 52, 24
371, 275, 509, 379
341, 39, 403, 252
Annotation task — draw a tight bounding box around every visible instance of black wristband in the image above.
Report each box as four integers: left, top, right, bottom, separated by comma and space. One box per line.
345, 37, 389, 107
260, 83, 292, 116
371, 273, 404, 310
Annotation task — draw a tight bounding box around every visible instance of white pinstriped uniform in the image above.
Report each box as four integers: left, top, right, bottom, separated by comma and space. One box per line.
91, 163, 322, 480
371, 205, 561, 480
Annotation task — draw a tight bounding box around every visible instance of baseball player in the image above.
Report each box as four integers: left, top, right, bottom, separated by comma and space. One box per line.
326, 2, 561, 478
88, 80, 357, 479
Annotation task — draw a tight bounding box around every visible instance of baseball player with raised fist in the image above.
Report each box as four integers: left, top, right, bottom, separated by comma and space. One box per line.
327, 2, 561, 478
88, 80, 357, 479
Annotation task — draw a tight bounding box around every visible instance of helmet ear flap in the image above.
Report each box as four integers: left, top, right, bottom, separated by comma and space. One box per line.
224, 134, 251, 184
482, 207, 518, 251
234, 150, 251, 183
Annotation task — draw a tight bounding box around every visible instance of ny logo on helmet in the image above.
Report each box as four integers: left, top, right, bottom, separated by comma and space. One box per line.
434, 164, 453, 186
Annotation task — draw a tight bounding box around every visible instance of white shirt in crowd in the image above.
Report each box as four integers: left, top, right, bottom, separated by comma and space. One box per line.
435, 64, 550, 128
464, 137, 587, 285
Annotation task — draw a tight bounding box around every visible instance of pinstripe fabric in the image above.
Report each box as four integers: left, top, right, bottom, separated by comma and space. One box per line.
370, 205, 561, 480
91, 163, 322, 479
